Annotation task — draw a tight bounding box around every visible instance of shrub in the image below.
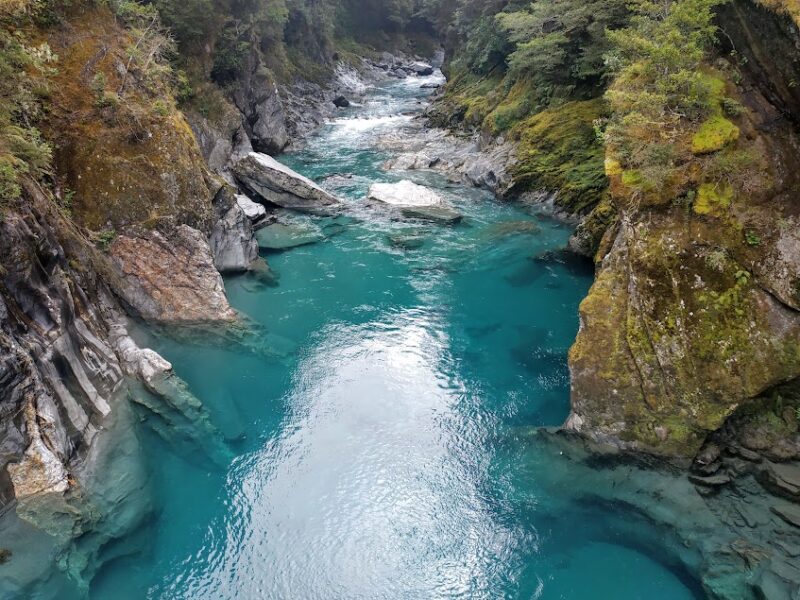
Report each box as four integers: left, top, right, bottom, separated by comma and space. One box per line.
0, 158, 21, 205
745, 231, 762, 246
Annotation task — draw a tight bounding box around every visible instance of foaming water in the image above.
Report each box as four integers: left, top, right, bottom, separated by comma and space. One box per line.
1, 73, 702, 599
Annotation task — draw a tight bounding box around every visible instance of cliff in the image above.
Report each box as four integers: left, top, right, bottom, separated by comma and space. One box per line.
567, 0, 800, 458
425, 0, 800, 461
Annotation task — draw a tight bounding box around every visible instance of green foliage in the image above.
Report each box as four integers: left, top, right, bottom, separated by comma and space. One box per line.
0, 159, 21, 205
0, 25, 55, 205
745, 231, 762, 247
497, 0, 629, 105
721, 96, 745, 117
605, 0, 727, 119
152, 0, 216, 49
602, 0, 747, 199
511, 99, 609, 213
96, 228, 117, 250
211, 22, 252, 84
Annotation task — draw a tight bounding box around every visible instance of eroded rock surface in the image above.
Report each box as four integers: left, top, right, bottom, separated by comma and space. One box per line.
210, 186, 261, 273
110, 225, 237, 323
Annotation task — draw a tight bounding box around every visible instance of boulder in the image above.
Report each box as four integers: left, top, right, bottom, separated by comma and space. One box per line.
110, 225, 237, 323
383, 153, 439, 171
333, 95, 351, 108
367, 180, 462, 224
250, 85, 290, 154
758, 462, 800, 501
233, 152, 339, 213
421, 82, 442, 90
409, 61, 435, 76
236, 194, 267, 222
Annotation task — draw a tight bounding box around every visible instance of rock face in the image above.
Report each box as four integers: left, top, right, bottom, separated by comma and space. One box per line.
233, 152, 339, 213
110, 226, 237, 323
367, 180, 462, 223
0, 182, 205, 527
0, 187, 123, 508
210, 186, 261, 273
567, 212, 800, 457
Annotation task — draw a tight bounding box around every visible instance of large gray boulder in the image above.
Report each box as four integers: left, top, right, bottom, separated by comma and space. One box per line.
367, 180, 462, 224
233, 152, 339, 213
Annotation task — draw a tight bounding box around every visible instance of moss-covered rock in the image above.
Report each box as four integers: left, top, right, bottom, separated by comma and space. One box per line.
43, 6, 216, 234
568, 213, 800, 457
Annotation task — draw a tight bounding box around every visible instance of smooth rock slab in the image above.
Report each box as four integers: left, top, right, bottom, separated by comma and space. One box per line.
368, 180, 462, 224
233, 152, 338, 213
256, 223, 325, 250
771, 504, 800, 529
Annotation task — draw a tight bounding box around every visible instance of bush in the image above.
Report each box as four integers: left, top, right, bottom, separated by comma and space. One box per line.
0, 158, 21, 205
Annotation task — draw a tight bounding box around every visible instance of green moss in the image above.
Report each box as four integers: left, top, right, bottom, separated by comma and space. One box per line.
510, 99, 609, 214
621, 169, 643, 187
484, 79, 534, 134
691, 115, 740, 155
694, 183, 733, 216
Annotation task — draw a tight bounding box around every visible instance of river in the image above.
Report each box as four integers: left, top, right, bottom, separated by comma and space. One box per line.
2, 71, 702, 599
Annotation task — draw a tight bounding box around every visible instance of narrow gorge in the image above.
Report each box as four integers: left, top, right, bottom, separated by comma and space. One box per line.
0, 0, 799, 598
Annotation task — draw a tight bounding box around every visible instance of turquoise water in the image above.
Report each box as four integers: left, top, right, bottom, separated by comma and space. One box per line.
2, 76, 703, 599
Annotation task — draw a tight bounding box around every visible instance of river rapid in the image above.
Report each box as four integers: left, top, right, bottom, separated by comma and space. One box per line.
0, 71, 704, 599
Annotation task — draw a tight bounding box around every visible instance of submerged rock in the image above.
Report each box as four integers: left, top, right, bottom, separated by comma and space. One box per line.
256, 222, 325, 250
771, 505, 800, 529
233, 152, 339, 213
387, 230, 427, 250
367, 180, 462, 224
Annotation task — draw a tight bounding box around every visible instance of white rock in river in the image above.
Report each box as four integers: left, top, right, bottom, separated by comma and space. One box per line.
367, 180, 462, 223
236, 194, 267, 221
233, 152, 339, 213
